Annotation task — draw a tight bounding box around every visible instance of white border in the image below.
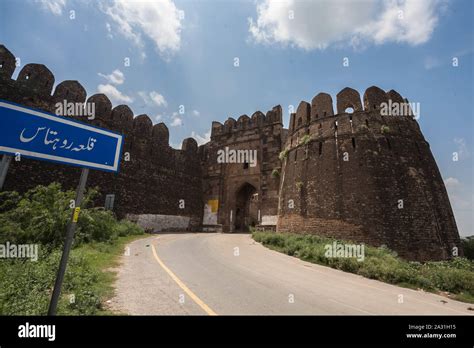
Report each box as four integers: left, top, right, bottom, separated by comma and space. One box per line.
0, 102, 123, 172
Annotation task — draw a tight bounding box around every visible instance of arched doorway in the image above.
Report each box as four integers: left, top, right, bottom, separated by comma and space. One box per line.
234, 183, 258, 232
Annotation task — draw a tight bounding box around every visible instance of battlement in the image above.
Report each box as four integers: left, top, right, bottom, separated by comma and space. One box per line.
0, 44, 204, 228
288, 86, 414, 135
210, 105, 283, 139
284, 86, 422, 155
0, 44, 198, 160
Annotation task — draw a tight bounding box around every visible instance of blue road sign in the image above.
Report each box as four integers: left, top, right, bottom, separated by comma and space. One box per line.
0, 100, 123, 173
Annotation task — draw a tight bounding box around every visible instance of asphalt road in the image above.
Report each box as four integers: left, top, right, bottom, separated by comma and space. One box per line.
109, 233, 473, 315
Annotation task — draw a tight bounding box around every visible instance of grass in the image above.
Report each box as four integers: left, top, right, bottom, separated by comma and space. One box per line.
0, 183, 147, 315
0, 234, 146, 315
252, 231, 474, 304
70, 234, 148, 314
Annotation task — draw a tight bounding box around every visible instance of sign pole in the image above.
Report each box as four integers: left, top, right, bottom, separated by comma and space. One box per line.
48, 167, 89, 316
0, 154, 12, 190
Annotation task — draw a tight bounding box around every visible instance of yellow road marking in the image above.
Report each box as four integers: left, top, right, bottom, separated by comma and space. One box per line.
150, 243, 217, 316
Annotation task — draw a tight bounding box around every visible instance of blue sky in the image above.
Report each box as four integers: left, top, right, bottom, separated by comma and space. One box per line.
0, 0, 472, 236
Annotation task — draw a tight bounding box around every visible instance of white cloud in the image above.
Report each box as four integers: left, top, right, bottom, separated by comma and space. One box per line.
37, 0, 66, 16
191, 130, 211, 146
97, 84, 133, 104
138, 91, 168, 107
248, 0, 445, 50
149, 91, 168, 107
98, 69, 125, 85
170, 117, 183, 127
102, 0, 183, 57
192, 110, 200, 117
170, 112, 183, 127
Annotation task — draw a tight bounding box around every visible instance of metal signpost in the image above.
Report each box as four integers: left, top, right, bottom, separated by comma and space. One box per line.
0, 100, 123, 315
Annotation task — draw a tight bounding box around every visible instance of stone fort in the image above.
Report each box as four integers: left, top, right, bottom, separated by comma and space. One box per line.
0, 45, 461, 261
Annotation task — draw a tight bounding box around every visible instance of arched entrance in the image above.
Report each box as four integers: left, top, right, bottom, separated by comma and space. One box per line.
234, 183, 258, 232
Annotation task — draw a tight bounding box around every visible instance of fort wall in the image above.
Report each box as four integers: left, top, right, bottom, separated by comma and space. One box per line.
277, 86, 461, 261
0, 44, 462, 260
0, 45, 203, 231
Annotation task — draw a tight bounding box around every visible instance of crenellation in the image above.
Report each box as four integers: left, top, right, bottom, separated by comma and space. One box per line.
363, 85, 388, 112
111, 104, 134, 133
182, 137, 198, 153
311, 92, 334, 120
386, 89, 404, 104
132, 114, 153, 137
224, 117, 236, 132
17, 63, 55, 96
337, 87, 363, 114
87, 93, 112, 125
53, 80, 87, 103
0, 45, 16, 79
237, 114, 250, 129
295, 101, 311, 129
251, 110, 265, 127
152, 122, 169, 146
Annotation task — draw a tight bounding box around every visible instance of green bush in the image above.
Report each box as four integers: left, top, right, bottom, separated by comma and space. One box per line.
0, 183, 143, 247
461, 236, 474, 260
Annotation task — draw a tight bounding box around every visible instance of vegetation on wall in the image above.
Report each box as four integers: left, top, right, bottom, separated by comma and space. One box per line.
299, 134, 311, 145
381, 125, 391, 134
271, 168, 280, 178
279, 148, 289, 161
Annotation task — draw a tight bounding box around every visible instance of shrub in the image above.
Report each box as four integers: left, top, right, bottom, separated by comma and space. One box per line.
271, 168, 280, 178
0, 184, 145, 315
299, 134, 311, 145
295, 181, 304, 191
461, 236, 474, 260
0, 183, 144, 247
381, 125, 390, 134
279, 149, 289, 161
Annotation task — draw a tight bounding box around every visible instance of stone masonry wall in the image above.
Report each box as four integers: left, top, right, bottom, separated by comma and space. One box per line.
0, 43, 462, 260
199, 106, 285, 232
277, 86, 461, 261
0, 44, 203, 231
